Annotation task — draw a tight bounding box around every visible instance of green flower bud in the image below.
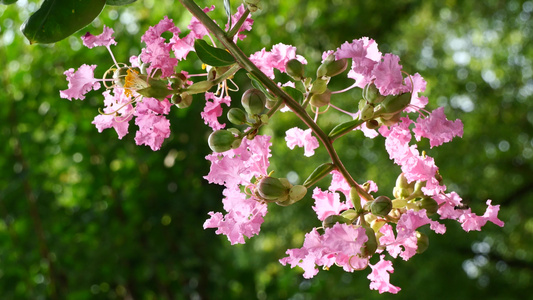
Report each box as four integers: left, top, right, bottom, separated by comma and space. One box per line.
411, 180, 426, 199
361, 226, 378, 257
366, 120, 380, 130
371, 219, 387, 233
349, 187, 362, 210
370, 196, 392, 217
416, 231, 429, 254
322, 215, 350, 228
169, 76, 184, 89
363, 83, 385, 104
340, 209, 359, 221
289, 185, 307, 202
256, 177, 290, 201
227, 108, 248, 125
174, 93, 193, 108
241, 89, 266, 115
286, 58, 305, 81
393, 173, 414, 199
360, 103, 375, 120
309, 89, 331, 107
310, 78, 329, 95
208, 130, 237, 153
419, 197, 439, 216
317, 55, 348, 78
374, 92, 412, 117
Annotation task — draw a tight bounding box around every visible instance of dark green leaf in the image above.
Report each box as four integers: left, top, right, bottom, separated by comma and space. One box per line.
282, 86, 303, 104
106, 0, 137, 5
194, 39, 236, 67
0, 0, 18, 5
21, 0, 106, 44
328, 118, 364, 140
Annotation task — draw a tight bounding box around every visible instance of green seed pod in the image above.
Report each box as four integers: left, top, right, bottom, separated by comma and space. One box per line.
227, 108, 248, 125
310, 78, 329, 95
416, 231, 429, 254
286, 58, 305, 81
289, 185, 307, 202
366, 120, 380, 130
322, 215, 350, 228
175, 93, 193, 108
363, 83, 385, 104
317, 56, 348, 78
208, 130, 236, 153
360, 103, 375, 120
374, 92, 412, 117
309, 89, 331, 107
419, 197, 439, 216
370, 196, 392, 217
256, 177, 290, 201
169, 76, 184, 89
241, 89, 266, 115
361, 226, 378, 257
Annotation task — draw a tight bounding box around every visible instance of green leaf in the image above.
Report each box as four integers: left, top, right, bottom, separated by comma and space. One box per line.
328, 118, 365, 140
282, 86, 303, 104
21, 0, 106, 44
194, 39, 236, 67
106, 0, 137, 5
0, 0, 18, 5
303, 163, 335, 187
247, 73, 275, 100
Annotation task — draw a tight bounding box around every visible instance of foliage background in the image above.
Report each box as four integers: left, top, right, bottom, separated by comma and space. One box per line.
1, 0, 532, 299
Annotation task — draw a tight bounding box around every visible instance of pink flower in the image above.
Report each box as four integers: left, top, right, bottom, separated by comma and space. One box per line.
311, 187, 352, 221
459, 200, 504, 232
141, 16, 180, 44
201, 92, 232, 130
413, 107, 464, 148
133, 98, 172, 151
81, 25, 117, 48
367, 255, 401, 294
329, 170, 351, 196
203, 187, 267, 245
249, 43, 304, 78
60, 64, 101, 100
372, 53, 407, 96
403, 73, 428, 112
280, 224, 368, 278
92, 88, 134, 139
336, 38, 379, 77
285, 127, 319, 157
171, 33, 196, 60
139, 17, 181, 78
188, 5, 215, 38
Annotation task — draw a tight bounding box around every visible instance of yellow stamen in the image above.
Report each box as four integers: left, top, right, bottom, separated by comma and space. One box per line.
124, 69, 149, 97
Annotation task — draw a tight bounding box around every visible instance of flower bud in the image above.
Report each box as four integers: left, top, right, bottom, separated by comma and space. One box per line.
340, 209, 359, 221
349, 187, 362, 210
169, 76, 184, 89
393, 173, 414, 199
317, 55, 348, 78
322, 215, 350, 228
310, 78, 329, 95
286, 59, 305, 81
241, 89, 266, 115
363, 83, 385, 104
208, 130, 237, 153
370, 196, 392, 217
227, 108, 248, 125
419, 197, 439, 216
289, 185, 307, 202
416, 231, 429, 254
361, 226, 378, 257
374, 92, 411, 117
174, 93, 192, 108
371, 219, 387, 233
186, 80, 215, 95
365, 120, 380, 130
360, 103, 375, 120
309, 89, 331, 107
256, 177, 290, 201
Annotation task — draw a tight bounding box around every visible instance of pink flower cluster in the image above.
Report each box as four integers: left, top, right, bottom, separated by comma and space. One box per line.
203, 135, 272, 244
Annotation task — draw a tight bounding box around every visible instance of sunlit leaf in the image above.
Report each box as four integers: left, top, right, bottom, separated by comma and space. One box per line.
194, 39, 236, 67
21, 0, 106, 44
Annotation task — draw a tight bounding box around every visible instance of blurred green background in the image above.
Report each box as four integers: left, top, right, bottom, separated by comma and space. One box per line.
1, 0, 532, 299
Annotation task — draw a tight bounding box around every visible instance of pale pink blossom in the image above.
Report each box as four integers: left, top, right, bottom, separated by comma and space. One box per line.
459, 200, 504, 232
367, 255, 401, 294
81, 25, 117, 48
60, 64, 101, 100
280, 224, 368, 278
413, 107, 464, 148
92, 88, 134, 139
337, 37, 381, 88
285, 127, 319, 157
249, 43, 304, 78
403, 73, 428, 112
372, 53, 407, 96
188, 5, 215, 38
201, 92, 231, 130
311, 187, 352, 221
139, 17, 180, 78
133, 98, 172, 151
225, 4, 254, 41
